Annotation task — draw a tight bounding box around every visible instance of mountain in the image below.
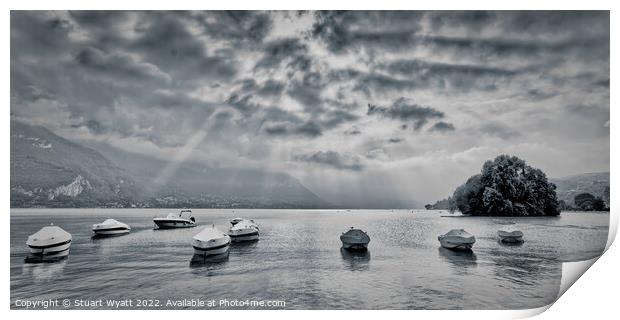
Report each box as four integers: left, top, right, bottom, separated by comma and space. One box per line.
551, 172, 610, 206
11, 121, 137, 207
89, 142, 327, 208
11, 120, 327, 208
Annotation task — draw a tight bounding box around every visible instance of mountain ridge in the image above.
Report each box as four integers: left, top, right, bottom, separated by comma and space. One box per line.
10, 120, 327, 208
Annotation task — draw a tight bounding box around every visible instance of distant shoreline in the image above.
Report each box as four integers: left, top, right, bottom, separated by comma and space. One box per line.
440, 211, 610, 218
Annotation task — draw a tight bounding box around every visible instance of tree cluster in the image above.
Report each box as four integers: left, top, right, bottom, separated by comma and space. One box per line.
449, 155, 560, 216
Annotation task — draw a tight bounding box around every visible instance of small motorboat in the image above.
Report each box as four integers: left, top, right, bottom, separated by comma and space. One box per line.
153, 209, 196, 229
92, 219, 131, 236
340, 227, 371, 251
438, 229, 476, 250
230, 217, 244, 226
192, 225, 231, 256
498, 228, 524, 243
228, 219, 259, 242
26, 224, 72, 261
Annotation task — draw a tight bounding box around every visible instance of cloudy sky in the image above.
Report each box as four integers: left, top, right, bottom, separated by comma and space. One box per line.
10, 11, 609, 205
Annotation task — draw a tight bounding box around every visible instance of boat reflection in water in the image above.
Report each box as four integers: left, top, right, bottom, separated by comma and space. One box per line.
189, 252, 229, 268
229, 239, 259, 256
438, 247, 477, 269
498, 239, 525, 247
21, 259, 68, 282
340, 247, 371, 271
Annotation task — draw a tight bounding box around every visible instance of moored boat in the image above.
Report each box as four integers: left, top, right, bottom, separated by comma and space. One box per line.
26, 224, 72, 261
154, 209, 196, 229
438, 229, 476, 250
340, 227, 370, 251
192, 225, 231, 256
228, 219, 259, 242
498, 228, 524, 243
92, 219, 131, 236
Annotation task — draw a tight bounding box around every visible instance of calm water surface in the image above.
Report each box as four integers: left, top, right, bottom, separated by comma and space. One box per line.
10, 209, 609, 309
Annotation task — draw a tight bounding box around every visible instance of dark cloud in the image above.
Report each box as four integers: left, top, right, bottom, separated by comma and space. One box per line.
354, 73, 419, 95
383, 59, 518, 78
11, 11, 74, 57
226, 94, 260, 115
416, 34, 607, 61
312, 11, 609, 67
495, 11, 609, 38
263, 121, 322, 138
380, 59, 518, 92
311, 11, 423, 53
327, 68, 362, 82
429, 121, 455, 133
293, 150, 364, 171
593, 78, 610, 88
236, 78, 285, 98
388, 138, 403, 144
254, 38, 311, 72
261, 106, 303, 124
75, 47, 170, 84
257, 79, 285, 97
130, 12, 238, 82
427, 11, 497, 31
192, 11, 273, 45
367, 98, 445, 129
524, 89, 557, 101
334, 61, 510, 95
286, 72, 325, 113
296, 121, 323, 137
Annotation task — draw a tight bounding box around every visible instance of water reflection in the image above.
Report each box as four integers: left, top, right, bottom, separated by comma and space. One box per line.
22, 259, 68, 282
91, 233, 130, 240
24, 251, 70, 264
189, 252, 229, 268
340, 248, 370, 271
438, 247, 477, 270
487, 249, 553, 286
498, 239, 524, 247
229, 240, 258, 253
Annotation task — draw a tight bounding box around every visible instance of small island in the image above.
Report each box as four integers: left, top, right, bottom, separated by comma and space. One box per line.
432, 155, 561, 216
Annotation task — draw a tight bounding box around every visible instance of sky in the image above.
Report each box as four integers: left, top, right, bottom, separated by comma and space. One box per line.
10, 11, 610, 205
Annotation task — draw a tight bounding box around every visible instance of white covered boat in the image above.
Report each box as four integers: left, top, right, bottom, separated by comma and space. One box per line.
228, 219, 259, 242
498, 228, 524, 243
192, 225, 231, 256
26, 224, 72, 260
340, 227, 371, 251
153, 209, 196, 229
92, 219, 131, 236
438, 229, 476, 250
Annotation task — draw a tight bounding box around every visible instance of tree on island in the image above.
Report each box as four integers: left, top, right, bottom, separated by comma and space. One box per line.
449, 155, 560, 216
574, 193, 607, 211
424, 204, 433, 210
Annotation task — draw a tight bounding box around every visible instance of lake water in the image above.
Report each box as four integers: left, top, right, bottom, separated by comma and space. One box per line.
10, 209, 609, 310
